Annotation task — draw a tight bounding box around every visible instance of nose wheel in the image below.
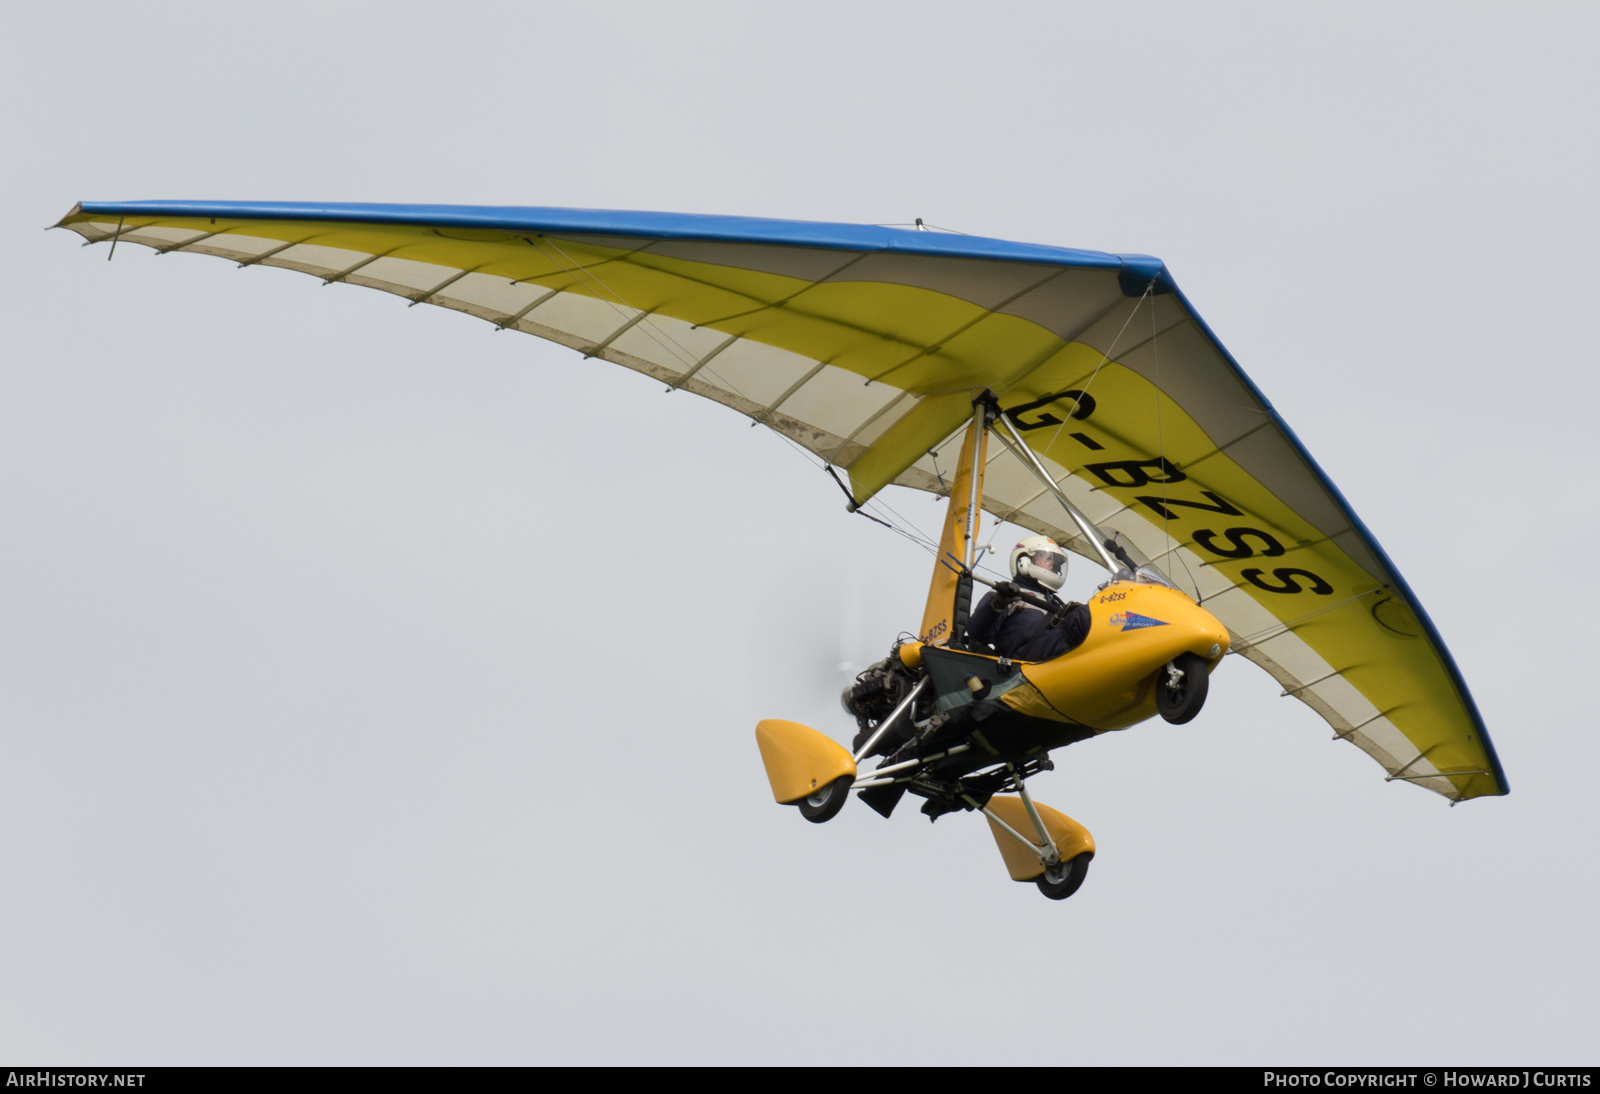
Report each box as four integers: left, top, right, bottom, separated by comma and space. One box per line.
1156, 652, 1209, 724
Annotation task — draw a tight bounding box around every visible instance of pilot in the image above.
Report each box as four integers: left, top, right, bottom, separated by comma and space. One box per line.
966, 535, 1091, 662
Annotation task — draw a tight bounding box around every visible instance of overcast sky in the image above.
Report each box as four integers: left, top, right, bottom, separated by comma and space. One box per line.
2, 1, 1596, 1065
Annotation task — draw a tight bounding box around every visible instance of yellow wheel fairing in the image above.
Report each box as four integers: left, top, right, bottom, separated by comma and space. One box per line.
984, 796, 1095, 882
54, 201, 1505, 803
754, 719, 857, 805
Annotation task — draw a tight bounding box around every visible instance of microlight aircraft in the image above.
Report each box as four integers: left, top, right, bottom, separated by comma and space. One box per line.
55, 202, 1508, 901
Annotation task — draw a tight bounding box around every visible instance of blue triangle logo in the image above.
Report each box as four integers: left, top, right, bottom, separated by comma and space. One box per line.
1109, 611, 1169, 631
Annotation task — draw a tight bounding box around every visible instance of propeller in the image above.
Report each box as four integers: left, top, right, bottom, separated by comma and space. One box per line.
741, 553, 908, 737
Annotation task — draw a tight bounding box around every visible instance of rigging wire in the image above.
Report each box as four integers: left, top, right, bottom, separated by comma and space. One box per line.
1039, 281, 1154, 456
533, 235, 822, 437
529, 236, 817, 455
862, 492, 940, 548
530, 237, 701, 373
1149, 281, 1199, 598
1155, 283, 1167, 552
874, 218, 970, 235
521, 233, 1085, 585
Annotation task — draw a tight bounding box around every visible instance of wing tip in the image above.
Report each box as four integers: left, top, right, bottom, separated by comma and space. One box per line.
49, 202, 85, 230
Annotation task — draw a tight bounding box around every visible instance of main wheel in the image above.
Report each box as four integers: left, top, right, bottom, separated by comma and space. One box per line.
1155, 652, 1209, 725
797, 775, 853, 823
1035, 852, 1092, 900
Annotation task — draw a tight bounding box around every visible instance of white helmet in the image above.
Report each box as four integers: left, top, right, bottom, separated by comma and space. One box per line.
1009, 535, 1069, 591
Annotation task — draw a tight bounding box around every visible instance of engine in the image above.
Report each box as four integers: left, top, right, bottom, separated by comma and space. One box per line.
841, 646, 924, 756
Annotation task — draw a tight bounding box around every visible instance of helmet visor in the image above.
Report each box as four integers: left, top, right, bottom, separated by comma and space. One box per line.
1029, 549, 1068, 574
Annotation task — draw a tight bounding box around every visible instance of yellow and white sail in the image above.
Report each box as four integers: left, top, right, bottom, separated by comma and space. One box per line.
54, 201, 1507, 802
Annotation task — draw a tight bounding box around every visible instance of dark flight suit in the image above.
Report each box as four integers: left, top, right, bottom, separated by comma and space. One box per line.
966, 574, 1091, 662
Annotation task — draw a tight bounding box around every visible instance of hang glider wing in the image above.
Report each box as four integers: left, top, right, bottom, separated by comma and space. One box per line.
54, 201, 1506, 803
